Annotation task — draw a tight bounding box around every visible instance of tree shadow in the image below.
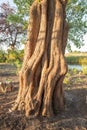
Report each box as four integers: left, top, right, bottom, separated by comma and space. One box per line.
58, 88, 87, 119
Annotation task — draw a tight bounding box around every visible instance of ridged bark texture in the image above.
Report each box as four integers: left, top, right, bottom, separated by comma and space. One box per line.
12, 0, 69, 117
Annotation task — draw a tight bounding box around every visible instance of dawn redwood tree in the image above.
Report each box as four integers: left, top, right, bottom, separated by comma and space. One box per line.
12, 0, 69, 117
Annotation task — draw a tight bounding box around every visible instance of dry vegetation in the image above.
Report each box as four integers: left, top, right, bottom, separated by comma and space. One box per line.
0, 63, 87, 130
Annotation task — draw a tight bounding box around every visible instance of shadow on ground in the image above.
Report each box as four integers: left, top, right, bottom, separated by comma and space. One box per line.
0, 63, 87, 130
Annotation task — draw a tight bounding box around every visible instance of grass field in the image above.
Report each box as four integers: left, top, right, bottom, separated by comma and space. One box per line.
65, 52, 87, 65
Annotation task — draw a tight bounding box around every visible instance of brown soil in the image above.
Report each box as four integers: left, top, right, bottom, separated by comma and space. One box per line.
0, 63, 87, 130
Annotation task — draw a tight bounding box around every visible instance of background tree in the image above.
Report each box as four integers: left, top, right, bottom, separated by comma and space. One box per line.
0, 0, 86, 51
0, 2, 25, 50
66, 0, 87, 51
13, 0, 87, 52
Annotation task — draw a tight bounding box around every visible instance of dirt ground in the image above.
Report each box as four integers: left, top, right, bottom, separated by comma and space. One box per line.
0, 63, 87, 130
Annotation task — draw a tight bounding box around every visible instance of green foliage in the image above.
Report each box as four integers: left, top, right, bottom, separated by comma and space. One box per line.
6, 50, 19, 63
1, 0, 87, 51
66, 52, 87, 65
0, 50, 24, 71
64, 68, 79, 85
64, 67, 82, 86
14, 59, 22, 68
12, 0, 87, 51
6, 50, 24, 63
7, 14, 23, 24
0, 50, 6, 63
14, 59, 22, 74
82, 65, 87, 75
12, 0, 34, 29
63, 72, 70, 85
66, 0, 87, 51
72, 68, 78, 74
66, 56, 87, 65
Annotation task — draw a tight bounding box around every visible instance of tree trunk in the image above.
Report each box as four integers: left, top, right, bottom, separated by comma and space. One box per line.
12, 0, 69, 117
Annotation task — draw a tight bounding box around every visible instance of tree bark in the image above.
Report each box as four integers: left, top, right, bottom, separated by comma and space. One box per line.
12, 0, 69, 117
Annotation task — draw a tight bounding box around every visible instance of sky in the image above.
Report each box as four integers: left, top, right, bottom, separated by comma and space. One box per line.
0, 0, 15, 7
0, 0, 87, 52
